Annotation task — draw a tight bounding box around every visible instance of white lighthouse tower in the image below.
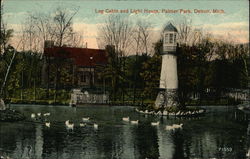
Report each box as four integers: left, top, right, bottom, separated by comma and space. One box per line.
155, 23, 179, 108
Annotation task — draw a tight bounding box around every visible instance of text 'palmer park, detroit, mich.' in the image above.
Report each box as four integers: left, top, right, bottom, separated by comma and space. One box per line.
95, 8, 225, 14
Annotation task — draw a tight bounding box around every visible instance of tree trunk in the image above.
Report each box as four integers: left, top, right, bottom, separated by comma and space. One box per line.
133, 52, 138, 104
0, 50, 17, 97
47, 57, 50, 98
54, 67, 59, 104
34, 78, 36, 101
21, 69, 24, 100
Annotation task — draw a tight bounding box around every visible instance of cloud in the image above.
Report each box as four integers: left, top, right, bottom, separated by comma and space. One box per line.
202, 22, 249, 43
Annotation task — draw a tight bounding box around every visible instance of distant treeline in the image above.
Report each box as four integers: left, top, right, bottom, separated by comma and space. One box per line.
0, 39, 249, 105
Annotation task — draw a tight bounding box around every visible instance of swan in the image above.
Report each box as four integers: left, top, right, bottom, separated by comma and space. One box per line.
130, 120, 139, 124
151, 121, 160, 126
31, 113, 36, 118
82, 117, 90, 121
122, 117, 129, 122
94, 123, 98, 129
45, 122, 50, 128
37, 113, 41, 116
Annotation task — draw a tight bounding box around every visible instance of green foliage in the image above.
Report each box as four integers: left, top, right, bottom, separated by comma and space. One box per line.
177, 40, 249, 107
140, 41, 162, 100
0, 28, 14, 53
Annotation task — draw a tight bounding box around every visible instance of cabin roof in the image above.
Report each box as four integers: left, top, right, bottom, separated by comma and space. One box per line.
44, 46, 108, 67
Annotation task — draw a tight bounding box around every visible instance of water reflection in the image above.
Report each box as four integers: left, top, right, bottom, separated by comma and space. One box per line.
133, 124, 159, 159
0, 105, 249, 159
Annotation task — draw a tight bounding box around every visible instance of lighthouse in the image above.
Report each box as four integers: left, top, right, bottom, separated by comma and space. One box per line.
155, 23, 179, 108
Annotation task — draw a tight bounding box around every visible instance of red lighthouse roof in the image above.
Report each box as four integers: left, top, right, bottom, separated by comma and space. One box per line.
44, 46, 108, 67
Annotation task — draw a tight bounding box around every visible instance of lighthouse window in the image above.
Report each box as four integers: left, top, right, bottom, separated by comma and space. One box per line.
165, 34, 169, 44
169, 34, 173, 43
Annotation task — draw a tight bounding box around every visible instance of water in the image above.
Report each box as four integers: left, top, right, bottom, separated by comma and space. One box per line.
0, 105, 249, 159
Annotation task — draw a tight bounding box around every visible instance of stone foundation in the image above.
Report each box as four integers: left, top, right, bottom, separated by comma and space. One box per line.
155, 89, 179, 109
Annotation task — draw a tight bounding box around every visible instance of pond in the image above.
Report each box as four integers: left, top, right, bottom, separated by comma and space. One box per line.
0, 105, 249, 159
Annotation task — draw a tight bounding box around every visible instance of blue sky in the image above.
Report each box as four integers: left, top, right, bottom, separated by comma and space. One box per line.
3, 0, 249, 48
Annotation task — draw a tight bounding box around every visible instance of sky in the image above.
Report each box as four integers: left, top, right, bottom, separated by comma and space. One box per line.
3, 0, 249, 49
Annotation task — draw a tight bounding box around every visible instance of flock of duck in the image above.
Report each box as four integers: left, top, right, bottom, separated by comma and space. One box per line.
30, 112, 183, 131
122, 116, 183, 131
30, 113, 98, 130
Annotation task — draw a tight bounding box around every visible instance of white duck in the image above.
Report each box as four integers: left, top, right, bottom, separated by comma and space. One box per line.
151, 121, 160, 126
165, 125, 175, 131
31, 113, 36, 118
93, 123, 98, 129
246, 148, 250, 157
82, 117, 90, 121
122, 117, 130, 122
45, 122, 50, 128
44, 113, 50, 116
80, 123, 86, 127
65, 120, 74, 130
130, 120, 139, 124
199, 109, 204, 113
65, 120, 69, 125
173, 123, 183, 129
176, 111, 180, 116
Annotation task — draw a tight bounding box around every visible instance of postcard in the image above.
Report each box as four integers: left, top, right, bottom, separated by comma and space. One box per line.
0, 0, 249, 159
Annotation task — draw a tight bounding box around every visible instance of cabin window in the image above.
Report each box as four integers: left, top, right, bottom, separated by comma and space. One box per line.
81, 73, 86, 82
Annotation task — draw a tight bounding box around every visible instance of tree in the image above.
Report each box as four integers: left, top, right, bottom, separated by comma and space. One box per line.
133, 20, 152, 55
53, 7, 79, 47
175, 18, 193, 45
22, 6, 80, 55
21, 15, 40, 52
0, 0, 18, 98
98, 15, 133, 56
97, 15, 133, 102
0, 41, 22, 98
140, 40, 162, 100
25, 12, 53, 54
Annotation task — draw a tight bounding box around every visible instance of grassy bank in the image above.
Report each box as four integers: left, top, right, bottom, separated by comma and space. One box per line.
186, 98, 241, 106
4, 88, 71, 106
4, 88, 241, 107
9, 98, 70, 106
